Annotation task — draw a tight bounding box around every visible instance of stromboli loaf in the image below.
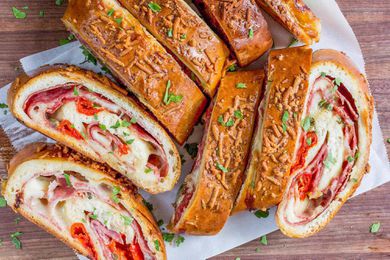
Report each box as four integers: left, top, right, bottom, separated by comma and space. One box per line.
276, 49, 373, 237
194, 0, 273, 67
256, 0, 321, 45
8, 65, 180, 194
117, 0, 230, 97
2, 142, 166, 260
168, 70, 264, 235
62, 0, 207, 144
233, 46, 312, 213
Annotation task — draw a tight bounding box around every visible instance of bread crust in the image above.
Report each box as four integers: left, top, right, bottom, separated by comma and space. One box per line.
194, 0, 273, 67
275, 49, 374, 238
3, 142, 166, 259
169, 70, 264, 235
8, 64, 181, 194
233, 46, 312, 213
117, 0, 230, 97
256, 0, 320, 45
62, 0, 207, 144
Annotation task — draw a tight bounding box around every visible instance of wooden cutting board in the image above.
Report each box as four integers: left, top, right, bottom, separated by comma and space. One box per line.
0, 0, 389, 259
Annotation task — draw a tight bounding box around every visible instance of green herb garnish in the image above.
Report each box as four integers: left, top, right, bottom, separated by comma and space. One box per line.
0, 103, 8, 109
12, 7, 27, 19
107, 9, 114, 17
370, 222, 381, 233
154, 240, 160, 251
167, 28, 173, 38
227, 64, 237, 72
288, 38, 298, 47
55, 0, 64, 6
254, 209, 269, 219
145, 167, 153, 174
216, 162, 228, 173
130, 118, 137, 124
110, 120, 121, 129
163, 232, 175, 242
114, 17, 123, 25
175, 235, 185, 246
260, 235, 268, 245
157, 219, 164, 227
236, 82, 247, 89
80, 46, 98, 65
320, 72, 326, 78
64, 173, 72, 187
126, 139, 135, 144
121, 215, 133, 225
99, 124, 107, 131
248, 28, 254, 39
163, 80, 183, 105
301, 116, 312, 132
39, 10, 45, 17
0, 197, 6, 208
148, 2, 162, 13
111, 186, 120, 203
234, 110, 243, 119
282, 110, 289, 132
143, 199, 154, 211
10, 232, 23, 249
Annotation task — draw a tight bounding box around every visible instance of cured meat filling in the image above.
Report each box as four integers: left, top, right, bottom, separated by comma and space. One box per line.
284, 75, 359, 225
24, 83, 168, 179
20, 170, 154, 260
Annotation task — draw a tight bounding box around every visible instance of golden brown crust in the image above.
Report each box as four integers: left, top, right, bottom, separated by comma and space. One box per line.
256, 0, 320, 45
233, 46, 312, 213
194, 0, 273, 67
62, 0, 207, 144
4, 142, 166, 259
117, 0, 230, 97
275, 49, 374, 238
169, 70, 264, 234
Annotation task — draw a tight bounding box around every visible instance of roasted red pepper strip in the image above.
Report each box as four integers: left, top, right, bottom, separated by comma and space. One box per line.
57, 119, 84, 140
118, 143, 129, 155
290, 131, 318, 174
70, 223, 98, 259
76, 97, 103, 116
297, 173, 313, 200
108, 236, 144, 260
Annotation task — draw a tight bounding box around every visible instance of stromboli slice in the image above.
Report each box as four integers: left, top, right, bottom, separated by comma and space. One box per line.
117, 0, 230, 97
2, 143, 166, 260
276, 49, 373, 237
8, 65, 180, 194
62, 0, 207, 144
233, 46, 312, 213
168, 70, 264, 235
256, 0, 321, 45
194, 0, 273, 67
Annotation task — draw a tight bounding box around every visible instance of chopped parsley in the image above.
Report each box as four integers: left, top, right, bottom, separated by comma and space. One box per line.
80, 46, 98, 65
107, 9, 114, 17
110, 120, 121, 129
236, 82, 247, 89
111, 186, 120, 204
0, 103, 7, 109
15, 217, 22, 225
64, 173, 72, 187
55, 0, 65, 6
288, 38, 298, 47
10, 232, 23, 249
145, 167, 153, 174
216, 162, 228, 173
184, 143, 198, 159
387, 138, 390, 143
281, 110, 289, 132
0, 239, 3, 246
154, 240, 160, 251
0, 197, 6, 207
89, 213, 98, 220
347, 156, 354, 162
260, 235, 268, 245
93, 114, 98, 120
99, 124, 107, 131
306, 137, 312, 146
248, 28, 254, 39
334, 77, 342, 86
351, 178, 358, 183
114, 17, 123, 25
148, 2, 162, 13
320, 72, 326, 78
12, 7, 27, 19
227, 64, 237, 72
370, 222, 381, 233
121, 120, 131, 127
130, 118, 137, 124
180, 34, 187, 40
157, 219, 164, 227
234, 110, 243, 119
175, 235, 185, 246
301, 116, 312, 132
254, 209, 269, 219
167, 28, 173, 38
59, 34, 75, 46
163, 80, 183, 105
126, 139, 135, 144
324, 153, 336, 169
235, 258, 241, 260
218, 115, 234, 127
121, 215, 133, 225
143, 199, 154, 211
163, 232, 175, 242
39, 10, 45, 18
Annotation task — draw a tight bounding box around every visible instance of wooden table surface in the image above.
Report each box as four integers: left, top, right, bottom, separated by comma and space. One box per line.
0, 0, 389, 259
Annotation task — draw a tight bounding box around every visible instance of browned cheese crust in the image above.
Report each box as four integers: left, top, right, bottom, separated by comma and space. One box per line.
169, 70, 264, 235
194, 0, 273, 67
62, 0, 207, 144
3, 142, 166, 259
118, 0, 230, 97
256, 0, 320, 45
233, 46, 312, 213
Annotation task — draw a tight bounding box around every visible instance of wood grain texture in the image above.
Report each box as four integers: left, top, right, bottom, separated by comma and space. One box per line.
0, 0, 389, 259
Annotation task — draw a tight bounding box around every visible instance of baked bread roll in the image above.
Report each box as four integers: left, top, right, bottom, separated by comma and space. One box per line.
62, 0, 207, 144
8, 65, 180, 194
117, 0, 230, 97
276, 49, 373, 237
168, 70, 264, 234
256, 0, 321, 45
233, 46, 312, 212
2, 143, 166, 260
194, 0, 273, 67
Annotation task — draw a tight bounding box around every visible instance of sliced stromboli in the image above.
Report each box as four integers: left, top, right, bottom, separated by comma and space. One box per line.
168, 70, 264, 235
2, 143, 166, 260
276, 49, 373, 238
233, 46, 312, 213
194, 0, 273, 67
8, 65, 180, 194
117, 0, 230, 97
62, 0, 207, 144
256, 0, 321, 45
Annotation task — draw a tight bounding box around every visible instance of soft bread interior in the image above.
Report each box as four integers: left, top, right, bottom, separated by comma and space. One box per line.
10, 66, 180, 193
276, 54, 372, 238
3, 151, 165, 260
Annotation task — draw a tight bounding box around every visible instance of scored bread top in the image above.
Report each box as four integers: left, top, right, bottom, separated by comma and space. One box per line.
169, 70, 264, 235
194, 0, 273, 67
62, 0, 207, 144
233, 46, 312, 213
117, 0, 230, 97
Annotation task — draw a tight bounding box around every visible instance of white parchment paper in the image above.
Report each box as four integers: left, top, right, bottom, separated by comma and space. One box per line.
0, 1, 389, 259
